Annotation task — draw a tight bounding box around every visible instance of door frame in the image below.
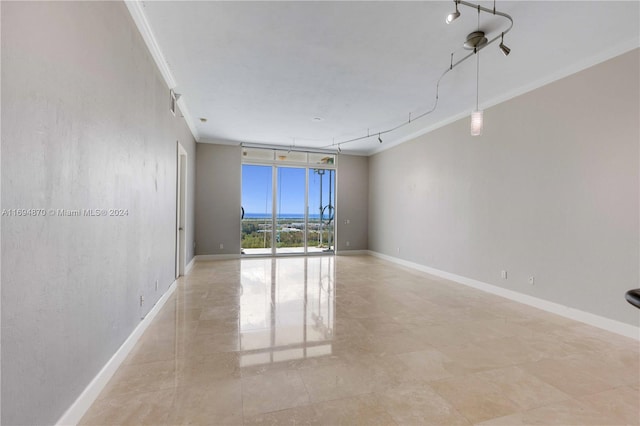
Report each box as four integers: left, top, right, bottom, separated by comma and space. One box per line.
275, 165, 308, 255
241, 160, 336, 257
176, 142, 187, 277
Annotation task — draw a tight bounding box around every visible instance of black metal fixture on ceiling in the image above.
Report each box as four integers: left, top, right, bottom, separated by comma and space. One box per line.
314, 0, 514, 150
499, 32, 511, 56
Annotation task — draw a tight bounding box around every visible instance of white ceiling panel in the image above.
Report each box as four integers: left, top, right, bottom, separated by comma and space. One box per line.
134, 1, 639, 154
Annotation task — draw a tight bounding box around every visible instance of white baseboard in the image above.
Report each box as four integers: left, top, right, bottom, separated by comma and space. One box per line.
56, 280, 178, 426
185, 257, 196, 273
196, 254, 241, 261
336, 250, 369, 256
368, 250, 640, 341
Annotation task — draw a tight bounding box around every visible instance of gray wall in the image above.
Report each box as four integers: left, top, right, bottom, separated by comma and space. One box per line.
181, 117, 197, 265
195, 146, 368, 254
1, 2, 196, 424
195, 143, 242, 255
336, 154, 369, 251
369, 48, 639, 326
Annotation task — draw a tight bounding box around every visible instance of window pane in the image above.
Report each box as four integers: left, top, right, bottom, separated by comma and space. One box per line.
242, 165, 273, 254
275, 150, 307, 163
309, 153, 335, 166
243, 147, 274, 161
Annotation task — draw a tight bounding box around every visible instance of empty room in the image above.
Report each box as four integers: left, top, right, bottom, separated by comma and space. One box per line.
1, 1, 639, 425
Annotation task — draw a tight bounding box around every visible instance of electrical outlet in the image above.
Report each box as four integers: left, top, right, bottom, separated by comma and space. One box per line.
501, 270, 508, 279
528, 276, 535, 285
346, 241, 350, 247
139, 295, 144, 306
219, 243, 224, 249
155, 280, 158, 291
397, 247, 400, 253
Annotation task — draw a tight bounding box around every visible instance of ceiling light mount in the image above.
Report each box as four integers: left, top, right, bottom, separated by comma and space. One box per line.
463, 31, 488, 51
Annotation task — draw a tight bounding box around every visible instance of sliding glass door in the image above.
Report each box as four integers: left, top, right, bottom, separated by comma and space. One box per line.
276, 167, 306, 254
307, 168, 335, 253
241, 148, 336, 256
241, 165, 273, 255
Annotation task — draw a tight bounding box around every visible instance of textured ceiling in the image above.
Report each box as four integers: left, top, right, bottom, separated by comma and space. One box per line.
136, 1, 639, 154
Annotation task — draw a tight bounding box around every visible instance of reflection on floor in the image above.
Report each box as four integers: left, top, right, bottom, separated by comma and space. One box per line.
81, 255, 640, 425
239, 257, 334, 368
242, 247, 332, 255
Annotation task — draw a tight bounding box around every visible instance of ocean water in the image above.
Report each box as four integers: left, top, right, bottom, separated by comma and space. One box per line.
244, 213, 328, 220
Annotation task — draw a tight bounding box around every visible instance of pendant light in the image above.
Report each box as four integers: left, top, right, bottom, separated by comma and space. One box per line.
471, 50, 483, 136
315, 0, 513, 150
470, 5, 483, 136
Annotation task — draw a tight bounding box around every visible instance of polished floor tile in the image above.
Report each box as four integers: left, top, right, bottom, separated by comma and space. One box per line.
377, 382, 470, 425
81, 255, 640, 425
242, 370, 310, 416
166, 379, 243, 425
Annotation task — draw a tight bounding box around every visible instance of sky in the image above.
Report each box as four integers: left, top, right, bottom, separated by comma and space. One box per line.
242, 165, 334, 216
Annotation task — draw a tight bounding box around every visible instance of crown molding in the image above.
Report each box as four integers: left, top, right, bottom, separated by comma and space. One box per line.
125, 1, 176, 88
177, 97, 200, 141
125, 1, 200, 141
368, 41, 640, 157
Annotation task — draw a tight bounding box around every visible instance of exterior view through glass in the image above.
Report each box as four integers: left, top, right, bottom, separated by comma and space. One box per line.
241, 149, 336, 256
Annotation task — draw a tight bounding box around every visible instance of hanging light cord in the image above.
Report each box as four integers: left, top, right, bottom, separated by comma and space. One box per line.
474, 4, 480, 110
319, 0, 512, 151
476, 46, 480, 111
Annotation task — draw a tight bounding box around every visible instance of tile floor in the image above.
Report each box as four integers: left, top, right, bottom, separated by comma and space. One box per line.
81, 255, 640, 425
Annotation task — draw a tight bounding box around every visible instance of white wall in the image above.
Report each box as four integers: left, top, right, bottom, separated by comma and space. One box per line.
369, 48, 639, 326
1, 2, 196, 424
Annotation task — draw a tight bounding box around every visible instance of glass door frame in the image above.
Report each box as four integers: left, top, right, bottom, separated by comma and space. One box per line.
241, 148, 337, 257
275, 165, 308, 255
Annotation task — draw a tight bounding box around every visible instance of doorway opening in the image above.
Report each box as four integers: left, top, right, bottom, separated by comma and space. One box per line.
176, 142, 187, 277
241, 147, 336, 256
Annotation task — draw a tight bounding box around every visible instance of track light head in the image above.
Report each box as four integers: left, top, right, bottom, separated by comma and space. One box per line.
498, 33, 510, 56
446, 1, 460, 24
378, 135, 383, 144
337, 145, 342, 153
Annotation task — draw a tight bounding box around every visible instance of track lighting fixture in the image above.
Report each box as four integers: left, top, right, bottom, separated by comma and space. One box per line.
337, 145, 342, 153
446, 1, 461, 24
499, 43, 510, 56
315, 0, 513, 150
499, 32, 511, 56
